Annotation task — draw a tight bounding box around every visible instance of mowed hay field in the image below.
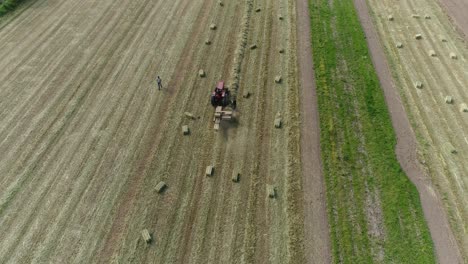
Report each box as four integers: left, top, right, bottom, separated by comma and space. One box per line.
367, 0, 468, 258
0, 0, 305, 263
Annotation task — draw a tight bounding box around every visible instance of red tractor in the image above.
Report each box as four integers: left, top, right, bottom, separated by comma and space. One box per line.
210, 81, 236, 130
210, 81, 234, 108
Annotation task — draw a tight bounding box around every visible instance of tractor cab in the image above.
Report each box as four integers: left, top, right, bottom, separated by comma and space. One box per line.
211, 81, 230, 107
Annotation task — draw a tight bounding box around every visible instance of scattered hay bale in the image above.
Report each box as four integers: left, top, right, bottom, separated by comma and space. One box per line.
255, 8, 261, 12
184, 112, 195, 119
155, 181, 167, 193
205, 39, 211, 45
388, 15, 394, 21
424, 14, 431, 19
267, 185, 276, 198
428, 50, 436, 57
459, 103, 468, 112
206, 165, 214, 176
243, 91, 251, 98
199, 69, 206, 77
414, 81, 423, 89
278, 15, 283, 20
414, 34, 422, 39
412, 14, 420, 18
279, 49, 285, 53
396, 42, 403, 48
450, 52, 457, 59
141, 229, 152, 244
232, 173, 240, 182
445, 96, 453, 104
209, 23, 217, 30
218, 1, 223, 6
274, 118, 282, 128
182, 125, 189, 135
274, 76, 282, 83
250, 44, 257, 50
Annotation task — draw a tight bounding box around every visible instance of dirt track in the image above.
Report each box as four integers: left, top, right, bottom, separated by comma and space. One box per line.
0, 0, 306, 263
296, 0, 331, 263
436, 0, 468, 39
357, 0, 467, 261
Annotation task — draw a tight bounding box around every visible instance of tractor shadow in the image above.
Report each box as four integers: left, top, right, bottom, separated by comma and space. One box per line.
219, 110, 240, 139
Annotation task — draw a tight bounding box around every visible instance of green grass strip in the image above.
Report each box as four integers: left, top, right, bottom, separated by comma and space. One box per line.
0, 0, 26, 16
308, 0, 435, 262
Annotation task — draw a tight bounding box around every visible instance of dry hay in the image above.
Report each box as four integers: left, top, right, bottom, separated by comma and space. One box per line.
414, 81, 423, 89
182, 125, 189, 135
412, 14, 420, 18
250, 44, 257, 50
459, 103, 468, 113
255, 8, 261, 12
274, 76, 282, 83
449, 52, 457, 59
428, 50, 436, 57
414, 34, 422, 39
184, 112, 195, 119
141, 229, 152, 244
155, 181, 167, 193
206, 165, 214, 176
445, 96, 453, 104
267, 185, 276, 198
209, 23, 216, 30
388, 15, 394, 21
205, 39, 211, 45
232, 173, 240, 182
274, 112, 282, 128
198, 69, 206, 77
396, 42, 403, 48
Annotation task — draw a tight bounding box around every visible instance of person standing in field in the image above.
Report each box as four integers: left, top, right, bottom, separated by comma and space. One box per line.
157, 76, 163, 90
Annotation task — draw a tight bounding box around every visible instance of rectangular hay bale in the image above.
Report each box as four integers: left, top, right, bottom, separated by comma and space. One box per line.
182, 125, 190, 135
232, 173, 240, 182
445, 96, 453, 104
141, 229, 152, 244
206, 165, 214, 176
415, 34, 422, 39
155, 181, 167, 193
274, 118, 282, 128
267, 185, 276, 198
459, 103, 468, 112
414, 81, 423, 89
184, 112, 195, 119
450, 52, 457, 59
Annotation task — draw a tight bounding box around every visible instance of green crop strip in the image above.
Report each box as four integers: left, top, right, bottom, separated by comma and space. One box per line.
0, 0, 26, 16
308, 0, 435, 262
